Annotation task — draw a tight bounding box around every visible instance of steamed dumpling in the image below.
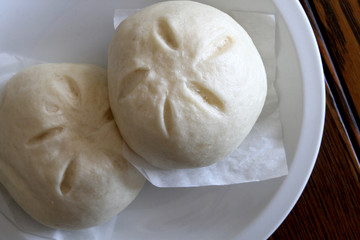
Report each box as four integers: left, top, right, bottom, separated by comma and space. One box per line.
108, 1, 267, 169
0, 63, 145, 229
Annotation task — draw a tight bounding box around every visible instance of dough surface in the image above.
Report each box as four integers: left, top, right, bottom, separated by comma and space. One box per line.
108, 1, 267, 169
0, 63, 145, 229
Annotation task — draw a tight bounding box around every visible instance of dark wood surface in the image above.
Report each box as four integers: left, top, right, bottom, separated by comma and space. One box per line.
270, 0, 360, 239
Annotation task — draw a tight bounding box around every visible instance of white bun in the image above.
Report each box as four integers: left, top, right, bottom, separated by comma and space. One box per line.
108, 1, 267, 169
0, 63, 145, 229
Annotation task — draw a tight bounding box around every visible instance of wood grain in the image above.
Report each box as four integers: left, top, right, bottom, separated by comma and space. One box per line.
269, 82, 360, 239
304, 0, 360, 157
270, 0, 360, 239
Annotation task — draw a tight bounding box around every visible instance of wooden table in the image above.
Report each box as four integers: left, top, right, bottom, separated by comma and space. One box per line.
270, 0, 360, 239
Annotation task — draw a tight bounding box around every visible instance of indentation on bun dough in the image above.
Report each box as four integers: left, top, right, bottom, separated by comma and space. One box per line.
59, 156, 78, 195
27, 126, 64, 146
161, 97, 174, 137
156, 18, 179, 51
62, 75, 81, 99
118, 68, 150, 100
186, 81, 225, 112
202, 35, 234, 61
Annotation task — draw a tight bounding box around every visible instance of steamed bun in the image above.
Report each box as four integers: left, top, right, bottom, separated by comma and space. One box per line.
108, 1, 267, 169
0, 63, 145, 229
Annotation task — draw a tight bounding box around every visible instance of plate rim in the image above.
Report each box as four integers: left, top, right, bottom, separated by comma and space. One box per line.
239, 0, 325, 239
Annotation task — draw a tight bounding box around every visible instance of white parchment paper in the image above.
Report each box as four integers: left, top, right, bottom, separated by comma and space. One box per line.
115, 10, 288, 187
0, 9, 288, 240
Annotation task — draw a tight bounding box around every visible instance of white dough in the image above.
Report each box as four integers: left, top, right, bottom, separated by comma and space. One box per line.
0, 64, 145, 229
108, 1, 267, 169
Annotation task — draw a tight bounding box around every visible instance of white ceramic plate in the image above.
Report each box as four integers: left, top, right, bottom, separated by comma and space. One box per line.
0, 0, 324, 239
